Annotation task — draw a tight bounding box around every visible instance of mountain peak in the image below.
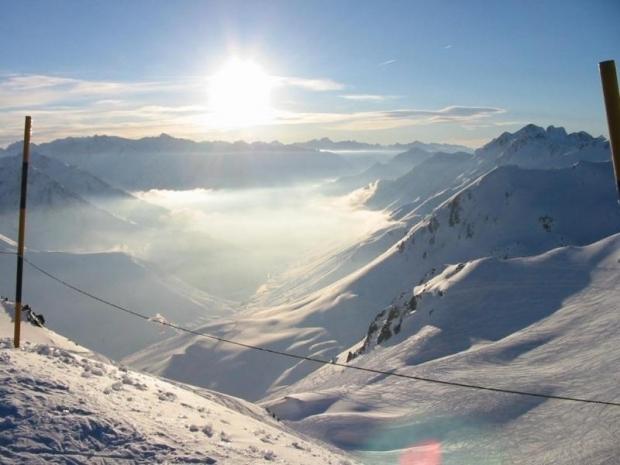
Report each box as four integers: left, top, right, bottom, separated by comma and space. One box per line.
476, 123, 608, 169
515, 123, 546, 137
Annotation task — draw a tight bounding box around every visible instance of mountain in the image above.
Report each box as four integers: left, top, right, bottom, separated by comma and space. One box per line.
125, 159, 620, 401
263, 233, 620, 464
324, 147, 437, 195
295, 137, 472, 154
0, 155, 138, 251
478, 124, 610, 168
364, 151, 477, 211
1, 134, 352, 191
28, 154, 166, 223
0, 134, 315, 157
365, 125, 611, 212
0, 304, 358, 465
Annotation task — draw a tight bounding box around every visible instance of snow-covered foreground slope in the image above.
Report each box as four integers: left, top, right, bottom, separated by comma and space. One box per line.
265, 234, 620, 464
126, 161, 620, 401
0, 305, 358, 465
0, 238, 231, 359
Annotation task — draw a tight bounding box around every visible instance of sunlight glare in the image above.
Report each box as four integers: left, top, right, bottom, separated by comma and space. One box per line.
208, 58, 275, 128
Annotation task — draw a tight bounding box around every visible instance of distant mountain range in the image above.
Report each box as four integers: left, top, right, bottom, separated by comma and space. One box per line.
1, 133, 472, 156
292, 137, 472, 153
1, 134, 354, 190
0, 133, 473, 191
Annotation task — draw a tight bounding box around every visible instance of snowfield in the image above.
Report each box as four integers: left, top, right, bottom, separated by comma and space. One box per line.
126, 160, 620, 401
265, 234, 620, 464
0, 305, 358, 465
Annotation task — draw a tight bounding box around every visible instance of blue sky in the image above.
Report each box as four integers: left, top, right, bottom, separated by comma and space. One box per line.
1, 0, 619, 147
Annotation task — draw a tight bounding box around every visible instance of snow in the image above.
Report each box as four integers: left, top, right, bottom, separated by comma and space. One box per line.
2, 123, 618, 464
126, 160, 620, 401
0, 303, 358, 465
0, 248, 231, 359
264, 234, 620, 464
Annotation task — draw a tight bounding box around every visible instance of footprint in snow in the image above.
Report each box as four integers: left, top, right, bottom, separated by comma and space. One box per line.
158, 391, 177, 402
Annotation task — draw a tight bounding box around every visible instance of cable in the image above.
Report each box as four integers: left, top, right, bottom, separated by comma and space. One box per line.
18, 256, 620, 408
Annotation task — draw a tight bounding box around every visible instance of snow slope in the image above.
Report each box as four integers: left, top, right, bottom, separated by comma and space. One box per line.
0, 236, 231, 359
263, 233, 620, 464
0, 304, 357, 465
126, 160, 620, 401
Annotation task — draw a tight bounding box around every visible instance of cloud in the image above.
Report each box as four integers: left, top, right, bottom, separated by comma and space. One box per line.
272, 105, 505, 131
0, 73, 190, 109
379, 59, 397, 66
0, 72, 347, 144
443, 44, 453, 49
277, 76, 345, 91
339, 94, 395, 102
0, 72, 505, 145
382, 106, 504, 120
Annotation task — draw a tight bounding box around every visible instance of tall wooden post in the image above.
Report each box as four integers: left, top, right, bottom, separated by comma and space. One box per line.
599, 60, 620, 200
14, 116, 32, 348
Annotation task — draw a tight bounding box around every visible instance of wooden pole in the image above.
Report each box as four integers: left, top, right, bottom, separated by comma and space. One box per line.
14, 116, 32, 348
599, 60, 620, 200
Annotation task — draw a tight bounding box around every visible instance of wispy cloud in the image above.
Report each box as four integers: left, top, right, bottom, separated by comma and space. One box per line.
273, 105, 505, 130
339, 94, 395, 102
443, 44, 453, 49
0, 72, 349, 144
0, 73, 189, 109
379, 59, 397, 66
0, 73, 505, 145
382, 106, 504, 120
277, 76, 345, 91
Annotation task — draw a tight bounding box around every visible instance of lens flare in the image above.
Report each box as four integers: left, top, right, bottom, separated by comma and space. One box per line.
399, 440, 442, 465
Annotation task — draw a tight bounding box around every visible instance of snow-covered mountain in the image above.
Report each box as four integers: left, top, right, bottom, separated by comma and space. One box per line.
125, 158, 620, 401
28, 154, 166, 223
478, 124, 610, 168
364, 151, 477, 212
295, 137, 471, 154
365, 125, 611, 212
263, 233, 620, 464
324, 147, 437, 195
0, 304, 357, 465
0, 155, 138, 251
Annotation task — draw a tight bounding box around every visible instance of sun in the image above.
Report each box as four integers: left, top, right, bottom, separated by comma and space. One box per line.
208, 58, 275, 128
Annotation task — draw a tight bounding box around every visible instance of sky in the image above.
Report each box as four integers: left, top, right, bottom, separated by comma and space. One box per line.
1, 0, 619, 147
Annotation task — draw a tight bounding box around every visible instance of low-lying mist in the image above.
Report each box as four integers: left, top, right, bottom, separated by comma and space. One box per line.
131, 183, 392, 301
